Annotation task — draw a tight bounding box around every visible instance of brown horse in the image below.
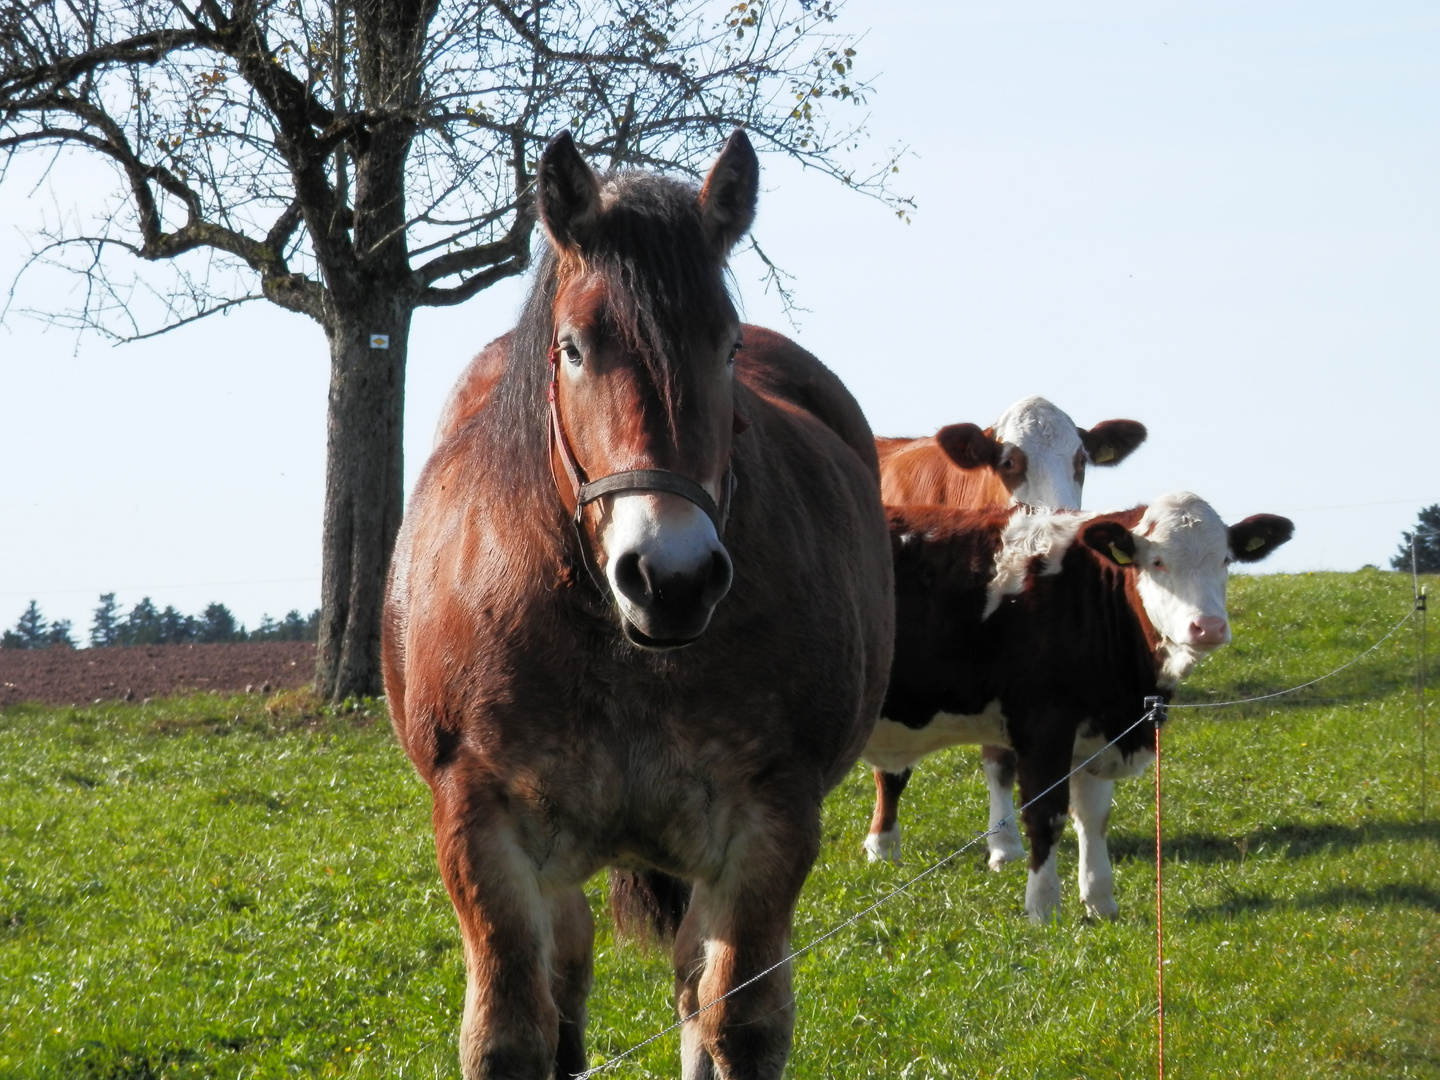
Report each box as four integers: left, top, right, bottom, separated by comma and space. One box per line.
383, 131, 894, 1080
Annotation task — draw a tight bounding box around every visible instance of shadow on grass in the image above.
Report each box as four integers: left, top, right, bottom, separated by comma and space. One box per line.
65, 1036, 259, 1079
1183, 881, 1440, 921
1107, 819, 1440, 864
1173, 671, 1417, 715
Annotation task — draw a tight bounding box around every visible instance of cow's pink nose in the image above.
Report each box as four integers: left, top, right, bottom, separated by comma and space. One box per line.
1189, 616, 1230, 646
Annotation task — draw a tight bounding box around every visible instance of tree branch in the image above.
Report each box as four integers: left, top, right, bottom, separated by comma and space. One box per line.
416, 251, 529, 308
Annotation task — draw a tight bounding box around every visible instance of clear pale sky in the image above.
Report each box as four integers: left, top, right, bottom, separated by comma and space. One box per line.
2, 0, 1436, 638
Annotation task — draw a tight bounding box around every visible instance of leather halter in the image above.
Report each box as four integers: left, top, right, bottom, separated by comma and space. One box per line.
546, 346, 739, 584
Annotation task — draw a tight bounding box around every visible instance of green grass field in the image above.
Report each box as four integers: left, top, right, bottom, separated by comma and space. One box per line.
2, 569, 1436, 1078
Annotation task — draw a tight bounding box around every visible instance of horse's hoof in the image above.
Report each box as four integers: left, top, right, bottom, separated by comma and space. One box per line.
863, 830, 901, 864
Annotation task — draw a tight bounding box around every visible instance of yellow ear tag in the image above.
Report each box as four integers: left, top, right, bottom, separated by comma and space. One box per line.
1108, 543, 1133, 565
1093, 446, 1116, 463
1245, 536, 1265, 552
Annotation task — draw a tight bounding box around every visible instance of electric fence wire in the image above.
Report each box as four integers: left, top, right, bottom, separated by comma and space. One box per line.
576, 699, 1169, 1079
577, 592, 1428, 1078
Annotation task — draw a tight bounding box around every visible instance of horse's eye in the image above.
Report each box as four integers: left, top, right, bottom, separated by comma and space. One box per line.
1151, 557, 1166, 570
728, 342, 742, 365
562, 344, 582, 366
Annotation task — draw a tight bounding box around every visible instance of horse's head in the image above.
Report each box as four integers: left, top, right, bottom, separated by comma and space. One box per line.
537, 130, 758, 649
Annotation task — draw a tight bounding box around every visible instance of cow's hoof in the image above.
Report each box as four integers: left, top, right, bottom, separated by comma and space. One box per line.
1083, 896, 1119, 920
1024, 873, 1062, 923
987, 839, 1026, 872
863, 829, 901, 864
1025, 900, 1061, 924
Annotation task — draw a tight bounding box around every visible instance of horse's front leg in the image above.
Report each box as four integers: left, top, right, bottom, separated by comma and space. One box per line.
551, 886, 596, 1078
433, 780, 586, 1080
672, 807, 820, 1080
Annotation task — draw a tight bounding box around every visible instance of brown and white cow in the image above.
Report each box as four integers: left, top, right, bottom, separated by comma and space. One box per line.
873, 398, 1147, 870
877, 396, 1147, 512
864, 494, 1293, 921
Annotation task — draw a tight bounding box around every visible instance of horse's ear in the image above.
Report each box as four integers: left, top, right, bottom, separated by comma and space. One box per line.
538, 131, 601, 253
698, 129, 759, 255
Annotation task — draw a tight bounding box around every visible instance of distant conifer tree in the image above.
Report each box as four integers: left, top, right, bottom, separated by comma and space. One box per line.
45, 619, 76, 648
197, 603, 244, 644
2, 601, 48, 649
251, 615, 281, 641
90, 593, 121, 647
1391, 505, 1440, 574
117, 598, 163, 646
158, 606, 197, 644
277, 610, 309, 641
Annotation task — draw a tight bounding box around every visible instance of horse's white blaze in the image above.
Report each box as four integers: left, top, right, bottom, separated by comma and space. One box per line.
864, 700, 1009, 775
991, 396, 1086, 511
1070, 771, 1119, 919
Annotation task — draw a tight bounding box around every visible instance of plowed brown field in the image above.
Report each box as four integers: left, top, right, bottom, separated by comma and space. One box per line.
0, 642, 316, 708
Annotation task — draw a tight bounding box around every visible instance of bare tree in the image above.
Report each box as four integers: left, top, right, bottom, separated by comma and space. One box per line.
0, 0, 908, 700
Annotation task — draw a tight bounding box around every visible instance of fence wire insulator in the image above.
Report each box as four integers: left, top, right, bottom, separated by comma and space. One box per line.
1144, 695, 1168, 728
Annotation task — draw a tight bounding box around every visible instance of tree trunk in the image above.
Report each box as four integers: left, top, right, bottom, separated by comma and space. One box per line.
315, 296, 409, 700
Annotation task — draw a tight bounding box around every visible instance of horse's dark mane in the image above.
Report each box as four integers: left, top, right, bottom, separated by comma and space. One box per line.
483, 170, 737, 511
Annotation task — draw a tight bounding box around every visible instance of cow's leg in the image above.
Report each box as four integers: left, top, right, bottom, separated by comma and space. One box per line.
550, 887, 596, 1079
1070, 770, 1118, 919
981, 746, 1026, 870
864, 767, 911, 863
674, 806, 818, 1080
1014, 733, 1073, 923
433, 782, 561, 1080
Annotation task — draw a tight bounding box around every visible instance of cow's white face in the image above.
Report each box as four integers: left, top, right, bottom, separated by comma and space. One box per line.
990, 397, 1086, 511
1082, 493, 1294, 687
935, 398, 1147, 512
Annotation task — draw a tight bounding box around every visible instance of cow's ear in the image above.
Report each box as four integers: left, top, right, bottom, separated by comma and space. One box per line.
1079, 420, 1147, 466
538, 131, 601, 253
698, 129, 759, 255
936, 423, 1001, 470
1228, 514, 1294, 563
1082, 520, 1138, 566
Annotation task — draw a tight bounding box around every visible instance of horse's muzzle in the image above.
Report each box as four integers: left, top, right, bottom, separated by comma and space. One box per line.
600, 493, 734, 648
613, 545, 734, 648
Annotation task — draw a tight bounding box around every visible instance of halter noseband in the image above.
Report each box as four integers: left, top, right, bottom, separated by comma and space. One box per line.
546, 346, 739, 565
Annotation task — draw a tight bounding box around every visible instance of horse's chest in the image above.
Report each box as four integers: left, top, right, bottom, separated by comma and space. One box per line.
502, 728, 769, 882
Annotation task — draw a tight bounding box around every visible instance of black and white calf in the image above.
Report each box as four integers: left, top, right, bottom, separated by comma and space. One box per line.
863, 494, 1293, 921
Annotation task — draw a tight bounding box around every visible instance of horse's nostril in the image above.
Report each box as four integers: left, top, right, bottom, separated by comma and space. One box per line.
613, 552, 653, 606
704, 549, 734, 605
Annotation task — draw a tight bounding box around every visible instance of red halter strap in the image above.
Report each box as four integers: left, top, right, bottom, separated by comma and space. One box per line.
546, 346, 737, 537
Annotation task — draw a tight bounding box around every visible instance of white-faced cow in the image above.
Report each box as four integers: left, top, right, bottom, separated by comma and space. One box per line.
864, 494, 1293, 921
873, 397, 1147, 871
876, 396, 1147, 511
